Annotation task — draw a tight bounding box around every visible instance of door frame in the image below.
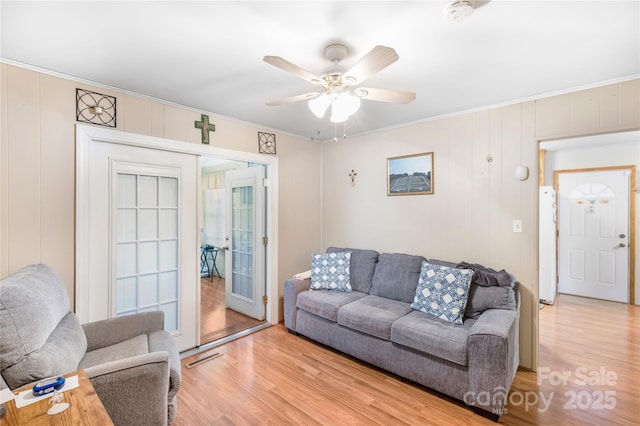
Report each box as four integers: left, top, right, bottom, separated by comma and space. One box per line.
224, 166, 266, 321
553, 165, 636, 304
75, 125, 279, 331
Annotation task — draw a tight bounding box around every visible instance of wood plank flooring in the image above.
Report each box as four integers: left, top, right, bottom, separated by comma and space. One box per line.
200, 276, 265, 344
176, 294, 639, 425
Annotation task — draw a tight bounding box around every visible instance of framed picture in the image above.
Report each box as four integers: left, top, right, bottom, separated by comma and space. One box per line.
387, 152, 434, 195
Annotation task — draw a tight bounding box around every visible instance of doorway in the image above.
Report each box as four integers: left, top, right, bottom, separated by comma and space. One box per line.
199, 157, 267, 345
556, 167, 633, 302
539, 130, 639, 306
76, 125, 279, 354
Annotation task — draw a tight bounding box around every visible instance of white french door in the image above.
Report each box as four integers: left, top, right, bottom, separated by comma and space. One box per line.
224, 166, 266, 320
557, 169, 631, 303
79, 140, 197, 351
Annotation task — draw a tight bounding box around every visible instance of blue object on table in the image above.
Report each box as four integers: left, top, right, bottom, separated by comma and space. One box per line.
32, 376, 65, 396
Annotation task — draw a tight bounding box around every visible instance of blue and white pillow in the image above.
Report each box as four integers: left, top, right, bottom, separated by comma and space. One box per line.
310, 252, 352, 292
411, 261, 473, 325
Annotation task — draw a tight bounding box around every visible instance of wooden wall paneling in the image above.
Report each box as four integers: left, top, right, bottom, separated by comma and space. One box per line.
163, 104, 193, 143
618, 79, 640, 127
448, 115, 474, 261
499, 104, 523, 274
39, 74, 76, 296
277, 134, 322, 288
6, 66, 41, 273
151, 102, 164, 138
0, 64, 8, 277
599, 83, 620, 129
535, 93, 571, 139
570, 87, 600, 133
470, 110, 492, 265
124, 95, 153, 136
519, 100, 538, 370
214, 119, 256, 153
488, 108, 504, 266
320, 137, 348, 249
423, 120, 451, 258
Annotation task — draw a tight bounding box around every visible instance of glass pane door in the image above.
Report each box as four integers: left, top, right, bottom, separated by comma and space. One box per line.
224, 166, 265, 320
115, 173, 179, 331
231, 185, 254, 300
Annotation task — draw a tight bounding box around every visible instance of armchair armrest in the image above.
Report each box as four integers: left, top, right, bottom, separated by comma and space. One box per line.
284, 278, 311, 331
85, 352, 169, 426
466, 308, 519, 417
82, 311, 164, 351
149, 330, 181, 400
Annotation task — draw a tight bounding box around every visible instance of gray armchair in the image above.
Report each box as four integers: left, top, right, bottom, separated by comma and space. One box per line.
0, 264, 181, 425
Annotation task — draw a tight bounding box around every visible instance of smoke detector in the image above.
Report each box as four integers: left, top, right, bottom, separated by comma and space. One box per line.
443, 0, 475, 21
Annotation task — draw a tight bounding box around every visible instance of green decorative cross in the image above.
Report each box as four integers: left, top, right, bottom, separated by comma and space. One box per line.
195, 114, 215, 145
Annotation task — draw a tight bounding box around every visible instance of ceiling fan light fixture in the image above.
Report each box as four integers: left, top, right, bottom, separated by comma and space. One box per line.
308, 94, 331, 118
342, 75, 358, 85
354, 89, 368, 98
335, 92, 361, 116
329, 92, 361, 123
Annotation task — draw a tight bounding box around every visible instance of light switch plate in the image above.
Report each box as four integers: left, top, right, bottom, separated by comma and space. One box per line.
513, 219, 523, 233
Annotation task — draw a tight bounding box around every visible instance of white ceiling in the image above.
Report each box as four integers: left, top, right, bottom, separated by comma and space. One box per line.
1, 1, 639, 141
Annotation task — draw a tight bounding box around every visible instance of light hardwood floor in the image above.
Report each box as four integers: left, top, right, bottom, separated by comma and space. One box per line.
176, 294, 639, 425
200, 276, 264, 344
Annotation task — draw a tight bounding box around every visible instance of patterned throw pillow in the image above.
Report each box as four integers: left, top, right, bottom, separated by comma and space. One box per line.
411, 261, 473, 325
310, 252, 352, 292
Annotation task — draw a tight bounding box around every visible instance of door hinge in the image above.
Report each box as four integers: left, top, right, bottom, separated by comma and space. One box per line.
263, 295, 268, 304
263, 236, 268, 246
263, 178, 270, 187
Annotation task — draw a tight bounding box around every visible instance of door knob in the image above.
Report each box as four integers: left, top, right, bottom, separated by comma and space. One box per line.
619, 234, 626, 238
618, 243, 626, 248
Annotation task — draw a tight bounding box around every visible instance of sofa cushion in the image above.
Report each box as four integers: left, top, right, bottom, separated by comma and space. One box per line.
337, 295, 412, 341
369, 253, 425, 303
0, 264, 87, 389
465, 284, 517, 319
79, 334, 149, 369
326, 247, 379, 293
391, 310, 476, 366
411, 262, 473, 325
296, 290, 367, 322
310, 252, 352, 292
428, 259, 517, 318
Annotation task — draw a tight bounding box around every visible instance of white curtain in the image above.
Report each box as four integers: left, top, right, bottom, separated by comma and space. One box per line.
202, 172, 226, 276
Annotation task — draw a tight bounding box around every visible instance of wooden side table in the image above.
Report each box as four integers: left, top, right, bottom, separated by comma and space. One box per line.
1, 370, 113, 426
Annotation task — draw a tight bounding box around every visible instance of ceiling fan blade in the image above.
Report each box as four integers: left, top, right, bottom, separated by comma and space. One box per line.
266, 92, 321, 106
342, 46, 399, 85
263, 56, 326, 87
356, 87, 416, 104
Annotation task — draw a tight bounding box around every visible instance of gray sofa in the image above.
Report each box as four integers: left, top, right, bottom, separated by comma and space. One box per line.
0, 264, 181, 425
284, 247, 520, 420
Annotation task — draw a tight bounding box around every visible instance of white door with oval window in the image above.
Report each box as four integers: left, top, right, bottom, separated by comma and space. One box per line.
557, 169, 630, 303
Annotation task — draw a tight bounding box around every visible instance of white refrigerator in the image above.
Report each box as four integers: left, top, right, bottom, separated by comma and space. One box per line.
539, 186, 557, 304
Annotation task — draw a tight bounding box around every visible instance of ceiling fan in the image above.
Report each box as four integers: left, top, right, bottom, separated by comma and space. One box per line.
263, 44, 416, 123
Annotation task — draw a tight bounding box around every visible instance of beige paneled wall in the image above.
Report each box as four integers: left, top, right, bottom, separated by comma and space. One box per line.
536, 79, 640, 140
0, 63, 322, 320
320, 80, 639, 370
